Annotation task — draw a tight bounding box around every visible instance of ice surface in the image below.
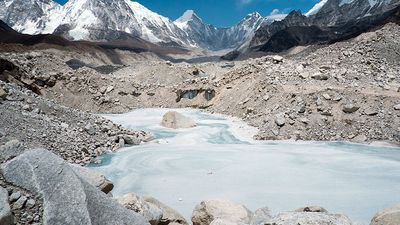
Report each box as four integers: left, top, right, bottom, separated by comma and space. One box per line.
91, 108, 400, 224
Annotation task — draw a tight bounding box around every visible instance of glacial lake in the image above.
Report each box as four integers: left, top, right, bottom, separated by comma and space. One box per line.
90, 108, 400, 225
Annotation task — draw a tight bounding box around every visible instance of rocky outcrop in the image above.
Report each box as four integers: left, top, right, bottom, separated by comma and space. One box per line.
1, 148, 150, 225
370, 205, 400, 225
266, 211, 353, 225
116, 193, 163, 225
71, 164, 114, 194
191, 199, 253, 225
190, 200, 353, 225
0, 187, 13, 225
143, 196, 189, 225
161, 111, 196, 129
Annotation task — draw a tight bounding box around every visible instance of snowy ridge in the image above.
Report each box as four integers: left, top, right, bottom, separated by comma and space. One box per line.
0, 0, 279, 50
305, 0, 329, 16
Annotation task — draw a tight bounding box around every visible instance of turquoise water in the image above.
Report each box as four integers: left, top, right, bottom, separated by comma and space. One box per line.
91, 108, 400, 224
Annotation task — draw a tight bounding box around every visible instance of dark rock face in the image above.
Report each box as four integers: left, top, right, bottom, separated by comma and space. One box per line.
1, 149, 150, 225
250, 10, 311, 49
259, 26, 336, 52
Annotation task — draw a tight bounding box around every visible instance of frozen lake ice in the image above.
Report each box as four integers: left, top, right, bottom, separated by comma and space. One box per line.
90, 108, 400, 224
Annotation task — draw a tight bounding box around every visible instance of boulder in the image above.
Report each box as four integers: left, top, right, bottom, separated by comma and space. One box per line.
250, 207, 272, 225
1, 148, 150, 225
105, 86, 114, 94
123, 135, 141, 145
266, 211, 352, 225
272, 56, 284, 64
9, 191, 21, 202
311, 73, 329, 80
364, 108, 378, 116
0, 87, 7, 100
116, 193, 162, 225
143, 196, 189, 225
12, 196, 27, 210
343, 104, 360, 113
0, 139, 25, 162
370, 205, 400, 225
191, 199, 253, 225
295, 206, 328, 213
71, 164, 114, 194
26, 199, 36, 209
161, 111, 196, 129
394, 104, 400, 110
0, 187, 13, 225
275, 113, 286, 127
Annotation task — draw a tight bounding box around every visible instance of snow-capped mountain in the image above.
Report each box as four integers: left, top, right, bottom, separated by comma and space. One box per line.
174, 10, 266, 50
308, 0, 399, 26
225, 0, 399, 58
249, 0, 399, 49
0, 0, 61, 34
0, 0, 195, 47
0, 0, 274, 51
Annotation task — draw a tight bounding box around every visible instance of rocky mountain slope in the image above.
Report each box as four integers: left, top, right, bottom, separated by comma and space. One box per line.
0, 0, 273, 51
235, 0, 400, 56
3, 22, 397, 145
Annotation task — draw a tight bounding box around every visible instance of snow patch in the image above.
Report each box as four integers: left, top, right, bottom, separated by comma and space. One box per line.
265, 13, 287, 23
339, 0, 356, 6
305, 0, 328, 16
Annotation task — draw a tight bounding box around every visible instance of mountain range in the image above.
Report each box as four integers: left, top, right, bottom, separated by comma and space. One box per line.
0, 0, 280, 51
0, 0, 399, 54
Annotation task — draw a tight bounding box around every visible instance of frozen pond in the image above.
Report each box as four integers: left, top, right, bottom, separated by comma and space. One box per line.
90, 108, 400, 224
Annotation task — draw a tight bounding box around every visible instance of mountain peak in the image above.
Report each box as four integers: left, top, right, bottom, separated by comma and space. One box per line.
174, 9, 202, 29
286, 10, 305, 19
246, 12, 262, 19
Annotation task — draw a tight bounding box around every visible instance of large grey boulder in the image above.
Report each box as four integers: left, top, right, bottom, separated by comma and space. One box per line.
370, 205, 400, 225
1, 149, 150, 225
161, 111, 196, 129
191, 199, 253, 225
266, 211, 352, 225
0, 139, 25, 162
71, 164, 114, 194
117, 193, 163, 225
143, 196, 189, 225
0, 187, 13, 225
